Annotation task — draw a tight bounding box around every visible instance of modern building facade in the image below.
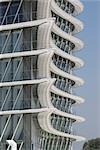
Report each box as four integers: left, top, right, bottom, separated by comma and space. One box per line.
0, 0, 85, 149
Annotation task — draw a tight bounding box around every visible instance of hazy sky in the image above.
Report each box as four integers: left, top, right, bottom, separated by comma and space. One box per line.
73, 0, 100, 149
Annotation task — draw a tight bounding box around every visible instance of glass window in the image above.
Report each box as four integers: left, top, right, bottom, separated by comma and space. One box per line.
0, 2, 8, 24
7, 1, 20, 24
0, 32, 8, 53
12, 30, 23, 52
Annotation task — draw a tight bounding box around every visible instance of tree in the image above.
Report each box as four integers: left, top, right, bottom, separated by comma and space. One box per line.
82, 138, 100, 150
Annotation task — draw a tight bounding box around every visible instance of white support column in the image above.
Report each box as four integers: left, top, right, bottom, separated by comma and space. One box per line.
6, 140, 17, 150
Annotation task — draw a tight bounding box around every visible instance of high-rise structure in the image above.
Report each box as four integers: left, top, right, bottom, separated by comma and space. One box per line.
0, 0, 85, 149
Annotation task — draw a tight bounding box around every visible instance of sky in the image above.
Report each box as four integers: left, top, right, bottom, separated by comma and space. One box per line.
73, 0, 100, 149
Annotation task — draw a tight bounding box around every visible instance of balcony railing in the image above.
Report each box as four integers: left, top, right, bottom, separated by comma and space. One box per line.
55, 0, 75, 14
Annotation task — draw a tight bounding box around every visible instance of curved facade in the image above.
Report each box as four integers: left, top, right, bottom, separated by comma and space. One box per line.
0, 0, 85, 149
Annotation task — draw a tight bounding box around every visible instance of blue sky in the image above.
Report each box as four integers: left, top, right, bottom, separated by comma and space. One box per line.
74, 0, 100, 149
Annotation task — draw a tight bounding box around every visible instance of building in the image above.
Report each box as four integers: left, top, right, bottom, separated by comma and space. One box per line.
0, 0, 85, 149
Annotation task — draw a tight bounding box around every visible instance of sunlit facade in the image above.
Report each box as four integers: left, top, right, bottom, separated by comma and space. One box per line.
0, 0, 85, 149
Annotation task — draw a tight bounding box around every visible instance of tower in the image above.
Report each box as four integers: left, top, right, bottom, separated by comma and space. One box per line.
0, 0, 85, 149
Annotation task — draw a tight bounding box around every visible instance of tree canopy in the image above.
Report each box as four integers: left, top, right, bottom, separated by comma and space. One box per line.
83, 138, 100, 150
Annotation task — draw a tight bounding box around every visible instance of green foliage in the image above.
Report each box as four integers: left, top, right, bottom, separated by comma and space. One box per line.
82, 138, 100, 150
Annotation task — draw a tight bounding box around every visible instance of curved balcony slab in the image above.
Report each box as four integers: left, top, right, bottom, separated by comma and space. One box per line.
52, 24, 84, 51
52, 0, 84, 16
67, 0, 84, 15
52, 44, 84, 69
37, 49, 84, 87
51, 0, 84, 33
38, 110, 86, 142
50, 62, 84, 87
54, 108, 85, 123
38, 80, 85, 123
51, 85, 85, 104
